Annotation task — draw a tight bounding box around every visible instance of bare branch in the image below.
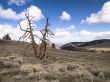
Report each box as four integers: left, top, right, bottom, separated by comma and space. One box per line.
18, 31, 28, 41
19, 10, 38, 58
19, 24, 30, 32
38, 16, 54, 59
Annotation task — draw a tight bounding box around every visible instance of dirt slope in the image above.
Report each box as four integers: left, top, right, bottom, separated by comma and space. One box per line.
0, 40, 110, 82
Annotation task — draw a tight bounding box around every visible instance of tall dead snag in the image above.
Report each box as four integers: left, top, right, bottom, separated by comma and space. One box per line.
19, 10, 38, 57
38, 17, 54, 59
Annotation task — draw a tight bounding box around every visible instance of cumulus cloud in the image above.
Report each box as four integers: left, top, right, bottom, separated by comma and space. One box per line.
0, 6, 19, 20
0, 23, 110, 45
8, 0, 29, 6
81, 1, 110, 24
0, 23, 41, 43
55, 25, 75, 32
18, 19, 37, 31
26, 5, 44, 21
0, 5, 44, 20
0, 24, 22, 40
51, 28, 110, 44
60, 11, 71, 21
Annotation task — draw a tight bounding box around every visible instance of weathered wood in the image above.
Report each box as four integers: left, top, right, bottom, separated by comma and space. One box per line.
38, 17, 54, 59
19, 10, 38, 57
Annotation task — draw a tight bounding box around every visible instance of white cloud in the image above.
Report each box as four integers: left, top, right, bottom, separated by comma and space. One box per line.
18, 19, 37, 30
18, 20, 29, 29
0, 24, 22, 40
60, 11, 71, 21
82, 1, 110, 24
8, 0, 28, 6
55, 25, 75, 32
0, 6, 19, 20
0, 5, 44, 20
51, 27, 110, 44
0, 23, 41, 43
26, 5, 44, 21
67, 25, 75, 30
0, 23, 110, 45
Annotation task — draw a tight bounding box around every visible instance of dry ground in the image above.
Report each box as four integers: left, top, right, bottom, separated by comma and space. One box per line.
0, 40, 110, 82
87, 48, 110, 52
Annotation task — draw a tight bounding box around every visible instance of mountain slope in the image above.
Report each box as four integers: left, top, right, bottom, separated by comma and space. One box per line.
61, 39, 110, 50
78, 39, 110, 48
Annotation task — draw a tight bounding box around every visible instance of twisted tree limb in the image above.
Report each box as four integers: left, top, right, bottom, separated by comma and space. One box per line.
18, 10, 38, 57
38, 16, 54, 59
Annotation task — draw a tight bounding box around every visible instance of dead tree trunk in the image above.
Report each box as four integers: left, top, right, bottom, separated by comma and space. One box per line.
19, 10, 38, 57
26, 13, 38, 57
38, 17, 54, 59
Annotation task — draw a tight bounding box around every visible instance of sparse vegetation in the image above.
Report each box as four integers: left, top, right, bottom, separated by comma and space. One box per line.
44, 74, 56, 81
0, 44, 110, 82
67, 64, 77, 71
59, 75, 75, 82
0, 74, 3, 82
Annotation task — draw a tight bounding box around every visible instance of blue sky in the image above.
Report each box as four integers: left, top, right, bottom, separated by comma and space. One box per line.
0, 0, 110, 44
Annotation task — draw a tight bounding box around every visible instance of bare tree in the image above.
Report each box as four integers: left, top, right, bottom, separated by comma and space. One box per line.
19, 10, 38, 57
38, 16, 54, 59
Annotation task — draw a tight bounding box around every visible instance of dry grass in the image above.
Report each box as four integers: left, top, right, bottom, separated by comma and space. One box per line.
20, 64, 45, 73
87, 48, 110, 53
0, 41, 110, 82
15, 63, 110, 82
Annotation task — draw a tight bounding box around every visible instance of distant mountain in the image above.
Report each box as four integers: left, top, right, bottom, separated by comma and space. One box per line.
77, 39, 110, 48
60, 42, 77, 51
61, 39, 110, 51
70, 42, 85, 46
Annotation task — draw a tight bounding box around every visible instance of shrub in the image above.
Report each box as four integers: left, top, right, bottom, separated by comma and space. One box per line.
0, 73, 5, 82
67, 64, 78, 71
51, 43, 56, 48
44, 74, 56, 81
59, 75, 75, 82
2, 34, 11, 40
0, 75, 3, 82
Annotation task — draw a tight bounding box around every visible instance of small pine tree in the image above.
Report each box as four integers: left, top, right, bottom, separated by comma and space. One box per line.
2, 34, 11, 40
51, 43, 55, 48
